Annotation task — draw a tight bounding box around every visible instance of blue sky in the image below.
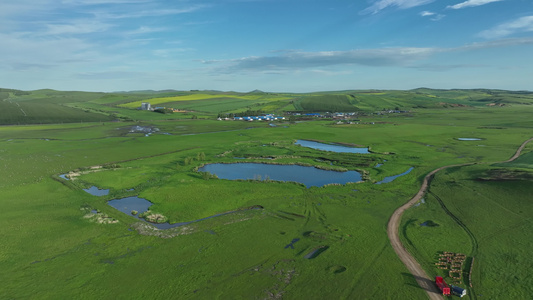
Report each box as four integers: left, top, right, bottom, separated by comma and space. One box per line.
1, 0, 532, 92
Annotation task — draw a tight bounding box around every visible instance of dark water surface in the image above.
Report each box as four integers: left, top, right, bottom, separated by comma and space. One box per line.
198, 163, 362, 187
83, 186, 110, 196
375, 167, 414, 184
295, 140, 370, 154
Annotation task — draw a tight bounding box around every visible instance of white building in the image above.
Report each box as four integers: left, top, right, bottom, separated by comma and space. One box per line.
141, 102, 151, 110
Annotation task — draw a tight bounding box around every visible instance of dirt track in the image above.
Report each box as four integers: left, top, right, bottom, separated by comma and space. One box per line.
387, 137, 533, 299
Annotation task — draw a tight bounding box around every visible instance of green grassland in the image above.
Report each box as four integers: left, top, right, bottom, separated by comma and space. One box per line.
1, 87, 533, 299
402, 164, 533, 299
0, 99, 113, 125
294, 95, 357, 112
3, 87, 533, 126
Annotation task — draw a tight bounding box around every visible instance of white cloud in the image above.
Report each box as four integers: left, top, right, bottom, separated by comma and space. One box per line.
207, 48, 437, 72
420, 10, 445, 21
362, 0, 434, 14
410, 63, 486, 71
205, 37, 533, 73
309, 69, 353, 76
447, 0, 503, 10
97, 6, 208, 19
127, 26, 168, 35
45, 20, 113, 35
479, 16, 533, 39
63, 0, 152, 4
153, 48, 192, 58
75, 71, 147, 80
457, 37, 533, 50
0, 32, 95, 71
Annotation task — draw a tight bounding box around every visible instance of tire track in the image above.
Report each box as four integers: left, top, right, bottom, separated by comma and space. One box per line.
428, 190, 478, 300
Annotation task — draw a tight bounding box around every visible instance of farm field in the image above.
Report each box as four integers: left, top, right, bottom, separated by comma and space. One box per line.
1, 88, 533, 299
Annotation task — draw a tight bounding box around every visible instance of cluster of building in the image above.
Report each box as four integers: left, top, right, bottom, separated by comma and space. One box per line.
140, 102, 188, 113
218, 114, 285, 121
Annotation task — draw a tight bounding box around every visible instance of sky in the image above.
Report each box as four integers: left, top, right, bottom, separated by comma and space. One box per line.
1, 0, 532, 92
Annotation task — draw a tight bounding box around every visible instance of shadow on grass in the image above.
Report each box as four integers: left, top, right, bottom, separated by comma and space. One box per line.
402, 272, 442, 296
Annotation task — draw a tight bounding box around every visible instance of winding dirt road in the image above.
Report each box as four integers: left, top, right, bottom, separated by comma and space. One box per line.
387, 137, 533, 299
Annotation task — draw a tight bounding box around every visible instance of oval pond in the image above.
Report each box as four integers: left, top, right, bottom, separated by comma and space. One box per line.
198, 163, 362, 187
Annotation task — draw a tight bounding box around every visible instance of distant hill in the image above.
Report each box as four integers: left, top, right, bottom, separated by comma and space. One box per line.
114, 90, 179, 94
1, 87, 532, 125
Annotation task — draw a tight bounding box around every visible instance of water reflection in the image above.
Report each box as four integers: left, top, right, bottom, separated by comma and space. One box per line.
83, 186, 110, 196
295, 140, 369, 154
199, 163, 362, 187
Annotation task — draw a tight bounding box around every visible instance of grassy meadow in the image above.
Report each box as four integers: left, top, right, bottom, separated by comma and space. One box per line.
1, 88, 533, 299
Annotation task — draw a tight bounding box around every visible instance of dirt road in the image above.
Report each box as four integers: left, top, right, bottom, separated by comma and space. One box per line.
387, 137, 533, 299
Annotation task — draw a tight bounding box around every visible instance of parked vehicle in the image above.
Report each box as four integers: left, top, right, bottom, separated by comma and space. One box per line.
435, 276, 451, 296
451, 285, 467, 297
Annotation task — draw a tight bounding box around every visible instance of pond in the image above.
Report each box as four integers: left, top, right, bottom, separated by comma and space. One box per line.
295, 140, 370, 154
198, 163, 362, 187
108, 196, 152, 216
107, 196, 248, 229
83, 186, 110, 196
375, 160, 387, 168
457, 138, 482, 141
375, 167, 414, 184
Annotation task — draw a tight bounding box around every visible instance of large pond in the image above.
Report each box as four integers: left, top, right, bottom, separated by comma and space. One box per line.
107, 196, 245, 229
198, 163, 362, 187
375, 167, 414, 184
295, 140, 370, 154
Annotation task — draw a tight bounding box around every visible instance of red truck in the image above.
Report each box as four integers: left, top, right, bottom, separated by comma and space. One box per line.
435, 276, 451, 296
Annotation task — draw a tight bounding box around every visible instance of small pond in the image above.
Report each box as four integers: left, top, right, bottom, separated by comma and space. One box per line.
107, 196, 249, 229
83, 186, 110, 196
420, 220, 439, 227
108, 196, 152, 216
198, 163, 362, 187
457, 138, 482, 141
304, 246, 329, 259
375, 160, 387, 168
59, 174, 69, 180
295, 140, 369, 154
375, 167, 414, 184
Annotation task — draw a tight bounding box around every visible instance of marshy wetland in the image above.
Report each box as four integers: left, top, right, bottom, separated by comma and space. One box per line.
2, 88, 533, 299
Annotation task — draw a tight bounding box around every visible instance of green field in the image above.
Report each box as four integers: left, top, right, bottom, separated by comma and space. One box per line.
1, 87, 532, 299
402, 164, 533, 299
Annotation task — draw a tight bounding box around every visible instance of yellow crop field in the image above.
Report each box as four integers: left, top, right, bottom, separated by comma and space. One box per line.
120, 94, 266, 108
120, 94, 293, 109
